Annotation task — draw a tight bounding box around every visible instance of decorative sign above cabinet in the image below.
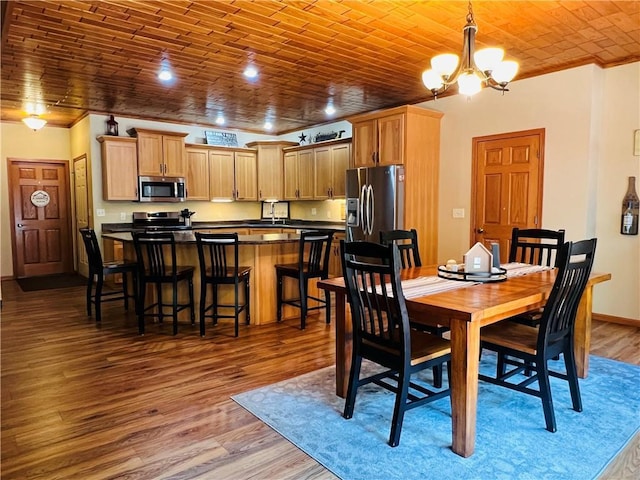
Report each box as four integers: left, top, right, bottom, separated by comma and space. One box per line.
205, 131, 238, 147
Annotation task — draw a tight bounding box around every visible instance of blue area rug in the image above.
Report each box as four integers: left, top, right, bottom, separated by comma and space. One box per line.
232, 354, 640, 480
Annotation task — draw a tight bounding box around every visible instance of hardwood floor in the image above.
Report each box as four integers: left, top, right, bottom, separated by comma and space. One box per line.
1, 279, 638, 479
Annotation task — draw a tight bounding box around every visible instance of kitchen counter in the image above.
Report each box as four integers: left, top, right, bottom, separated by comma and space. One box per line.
101, 219, 345, 233
101, 229, 336, 327
102, 231, 302, 245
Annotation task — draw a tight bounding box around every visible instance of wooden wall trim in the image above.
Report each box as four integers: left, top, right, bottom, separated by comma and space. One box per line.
593, 313, 640, 328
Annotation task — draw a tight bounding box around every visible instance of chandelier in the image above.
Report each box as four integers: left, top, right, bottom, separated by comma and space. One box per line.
22, 115, 47, 131
422, 2, 518, 98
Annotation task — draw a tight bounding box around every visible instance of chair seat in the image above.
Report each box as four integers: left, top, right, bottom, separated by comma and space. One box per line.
143, 265, 195, 281
274, 262, 321, 276
364, 329, 451, 365
481, 322, 538, 355
203, 266, 251, 280
103, 260, 137, 271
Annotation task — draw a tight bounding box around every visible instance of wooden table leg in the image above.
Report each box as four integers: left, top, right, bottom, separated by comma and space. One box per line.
449, 318, 480, 458
573, 286, 594, 378
333, 293, 351, 398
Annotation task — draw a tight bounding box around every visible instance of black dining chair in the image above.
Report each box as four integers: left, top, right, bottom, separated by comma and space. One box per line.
79, 227, 138, 322
195, 232, 251, 338
275, 230, 334, 329
132, 231, 195, 335
341, 240, 451, 447
508, 228, 566, 327
380, 229, 422, 268
380, 228, 448, 387
479, 238, 597, 433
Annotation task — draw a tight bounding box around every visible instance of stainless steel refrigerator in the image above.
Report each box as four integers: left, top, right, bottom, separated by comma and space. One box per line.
345, 165, 405, 242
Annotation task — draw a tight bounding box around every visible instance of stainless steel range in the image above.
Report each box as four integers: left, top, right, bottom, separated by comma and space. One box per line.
132, 211, 191, 231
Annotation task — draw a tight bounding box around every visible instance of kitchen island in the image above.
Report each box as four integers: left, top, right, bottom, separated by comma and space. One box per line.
102, 231, 333, 328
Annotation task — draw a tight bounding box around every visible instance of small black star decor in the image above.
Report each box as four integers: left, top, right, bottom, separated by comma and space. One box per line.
298, 132, 307, 144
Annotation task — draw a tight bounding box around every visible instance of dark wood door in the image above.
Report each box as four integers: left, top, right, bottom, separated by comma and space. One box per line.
9, 159, 73, 278
471, 129, 545, 262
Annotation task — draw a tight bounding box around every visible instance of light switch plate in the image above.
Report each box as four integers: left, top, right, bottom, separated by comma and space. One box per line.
452, 208, 465, 218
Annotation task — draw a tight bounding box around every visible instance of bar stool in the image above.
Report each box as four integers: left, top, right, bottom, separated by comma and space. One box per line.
195, 232, 251, 337
79, 227, 137, 322
275, 230, 334, 329
132, 231, 195, 335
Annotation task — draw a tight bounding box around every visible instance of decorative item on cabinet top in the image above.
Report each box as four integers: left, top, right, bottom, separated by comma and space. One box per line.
205, 131, 238, 147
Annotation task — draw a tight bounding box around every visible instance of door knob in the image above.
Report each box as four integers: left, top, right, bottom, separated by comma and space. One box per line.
477, 228, 484, 233
17, 223, 24, 228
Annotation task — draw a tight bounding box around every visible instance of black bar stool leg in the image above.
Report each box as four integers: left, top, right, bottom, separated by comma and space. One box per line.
95, 274, 104, 322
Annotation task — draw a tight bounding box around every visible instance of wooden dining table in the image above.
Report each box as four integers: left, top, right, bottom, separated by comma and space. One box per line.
317, 266, 611, 458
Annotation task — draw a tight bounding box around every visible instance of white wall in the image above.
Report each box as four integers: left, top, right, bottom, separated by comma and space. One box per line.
422, 63, 639, 320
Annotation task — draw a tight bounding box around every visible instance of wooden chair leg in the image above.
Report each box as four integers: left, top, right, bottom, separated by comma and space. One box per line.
432, 365, 443, 388
86, 271, 93, 317
564, 347, 583, 412
172, 281, 178, 336
389, 368, 410, 447
234, 282, 239, 338
95, 275, 104, 322
343, 355, 363, 420
156, 283, 164, 323
122, 272, 129, 311
188, 277, 195, 324
299, 276, 308, 330
276, 271, 283, 322
537, 360, 556, 433
245, 274, 251, 325
212, 284, 218, 325
324, 289, 331, 324
199, 280, 207, 336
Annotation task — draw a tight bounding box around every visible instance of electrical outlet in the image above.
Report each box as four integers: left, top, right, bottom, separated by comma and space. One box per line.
311, 208, 317, 216
120, 212, 127, 221
96, 209, 105, 217
452, 208, 465, 218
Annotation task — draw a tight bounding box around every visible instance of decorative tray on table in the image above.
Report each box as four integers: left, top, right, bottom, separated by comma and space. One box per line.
437, 265, 508, 283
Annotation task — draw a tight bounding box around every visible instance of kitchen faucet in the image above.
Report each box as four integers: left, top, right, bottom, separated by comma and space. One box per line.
270, 201, 276, 225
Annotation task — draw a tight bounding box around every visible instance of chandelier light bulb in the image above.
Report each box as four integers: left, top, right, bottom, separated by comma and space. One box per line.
422, 69, 444, 90
458, 72, 483, 96
491, 60, 519, 84
431, 53, 459, 77
474, 47, 504, 72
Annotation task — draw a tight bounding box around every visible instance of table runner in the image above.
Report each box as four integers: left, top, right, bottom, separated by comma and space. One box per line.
502, 262, 553, 277
374, 263, 552, 299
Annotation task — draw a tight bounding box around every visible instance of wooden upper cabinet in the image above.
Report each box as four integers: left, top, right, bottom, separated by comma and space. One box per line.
246, 141, 298, 201
348, 105, 443, 265
284, 149, 315, 200
209, 149, 236, 201
234, 151, 258, 201
352, 119, 377, 167
314, 141, 351, 199
98, 135, 138, 201
185, 146, 210, 200
351, 111, 405, 166
128, 128, 188, 177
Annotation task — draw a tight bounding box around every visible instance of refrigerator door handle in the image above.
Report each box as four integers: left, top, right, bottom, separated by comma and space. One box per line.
359, 184, 367, 234
366, 184, 374, 236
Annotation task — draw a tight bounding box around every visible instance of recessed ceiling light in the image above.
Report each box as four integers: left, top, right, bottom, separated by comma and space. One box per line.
215, 114, 225, 125
263, 121, 273, 131
158, 68, 173, 81
325, 104, 336, 115
244, 66, 258, 79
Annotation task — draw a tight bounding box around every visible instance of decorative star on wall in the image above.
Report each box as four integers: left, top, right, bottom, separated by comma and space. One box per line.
298, 132, 307, 144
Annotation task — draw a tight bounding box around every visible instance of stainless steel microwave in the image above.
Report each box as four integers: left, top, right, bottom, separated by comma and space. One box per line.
138, 176, 186, 202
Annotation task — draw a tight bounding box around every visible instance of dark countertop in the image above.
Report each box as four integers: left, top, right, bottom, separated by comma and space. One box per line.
102, 231, 302, 245
101, 219, 345, 233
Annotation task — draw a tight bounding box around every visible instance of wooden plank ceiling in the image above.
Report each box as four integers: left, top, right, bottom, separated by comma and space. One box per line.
1, 1, 639, 134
